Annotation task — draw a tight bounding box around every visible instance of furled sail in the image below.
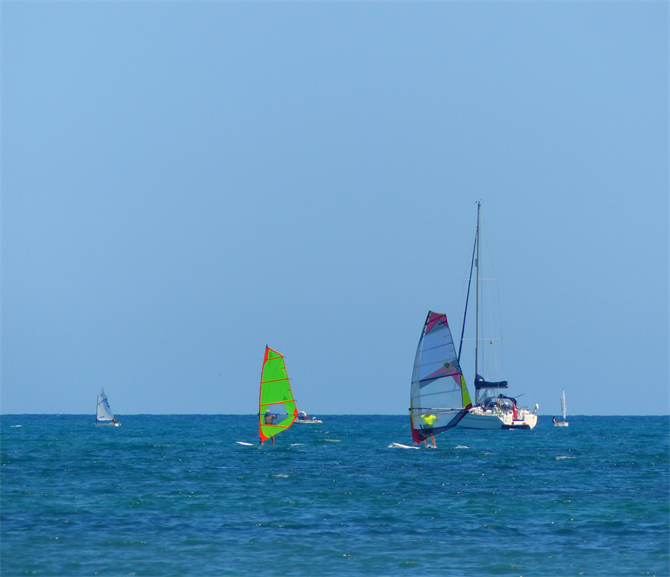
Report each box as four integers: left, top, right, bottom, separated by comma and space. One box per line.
474, 374, 509, 390
410, 311, 472, 443
96, 388, 114, 422
259, 347, 298, 443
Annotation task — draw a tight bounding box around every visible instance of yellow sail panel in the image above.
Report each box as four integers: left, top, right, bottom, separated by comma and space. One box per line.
461, 375, 473, 409
258, 346, 297, 442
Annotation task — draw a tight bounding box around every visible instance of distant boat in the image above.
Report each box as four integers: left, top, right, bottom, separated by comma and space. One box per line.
95, 388, 120, 426
554, 389, 569, 427
295, 410, 322, 424
259, 346, 298, 445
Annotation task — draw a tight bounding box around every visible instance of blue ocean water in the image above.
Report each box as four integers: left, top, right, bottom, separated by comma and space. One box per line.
2, 415, 668, 576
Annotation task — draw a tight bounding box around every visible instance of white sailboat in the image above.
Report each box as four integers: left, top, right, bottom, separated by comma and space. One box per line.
95, 388, 120, 426
554, 389, 569, 427
456, 202, 537, 430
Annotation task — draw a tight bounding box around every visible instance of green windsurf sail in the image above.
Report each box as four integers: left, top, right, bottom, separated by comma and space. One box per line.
259, 346, 298, 443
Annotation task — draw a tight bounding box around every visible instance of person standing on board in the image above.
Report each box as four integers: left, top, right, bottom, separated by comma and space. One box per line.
261, 410, 277, 445
420, 412, 438, 448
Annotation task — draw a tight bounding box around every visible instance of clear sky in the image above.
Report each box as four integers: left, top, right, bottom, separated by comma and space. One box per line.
3, 2, 668, 416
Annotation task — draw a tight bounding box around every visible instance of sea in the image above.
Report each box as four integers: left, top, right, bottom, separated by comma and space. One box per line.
1, 415, 668, 577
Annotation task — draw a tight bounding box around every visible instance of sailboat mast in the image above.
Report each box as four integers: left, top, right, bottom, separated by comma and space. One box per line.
475, 201, 481, 404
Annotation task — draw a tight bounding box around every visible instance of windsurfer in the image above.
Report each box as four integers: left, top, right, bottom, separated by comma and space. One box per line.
420, 413, 438, 448
261, 410, 277, 445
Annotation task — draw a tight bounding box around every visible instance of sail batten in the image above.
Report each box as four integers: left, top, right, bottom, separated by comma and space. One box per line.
258, 347, 298, 443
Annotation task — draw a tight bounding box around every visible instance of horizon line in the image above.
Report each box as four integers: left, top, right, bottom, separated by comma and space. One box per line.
2, 413, 669, 418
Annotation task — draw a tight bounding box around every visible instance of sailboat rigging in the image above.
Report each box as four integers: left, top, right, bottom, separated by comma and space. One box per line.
455, 201, 538, 430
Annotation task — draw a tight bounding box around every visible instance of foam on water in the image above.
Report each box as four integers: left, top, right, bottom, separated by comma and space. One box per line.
388, 442, 419, 449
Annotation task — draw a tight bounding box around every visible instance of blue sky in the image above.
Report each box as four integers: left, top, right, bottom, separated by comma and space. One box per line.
3, 2, 668, 416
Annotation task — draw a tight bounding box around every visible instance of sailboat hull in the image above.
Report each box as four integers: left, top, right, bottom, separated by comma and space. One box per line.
457, 411, 504, 430
457, 407, 538, 430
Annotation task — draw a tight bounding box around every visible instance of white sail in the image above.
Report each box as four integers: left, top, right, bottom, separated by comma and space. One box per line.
96, 388, 115, 422
561, 389, 567, 421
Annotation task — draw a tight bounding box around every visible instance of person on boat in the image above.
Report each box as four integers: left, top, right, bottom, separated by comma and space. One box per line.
420, 412, 438, 448
552, 416, 557, 424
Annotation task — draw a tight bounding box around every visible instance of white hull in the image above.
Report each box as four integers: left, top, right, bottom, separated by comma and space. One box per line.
554, 421, 569, 427
457, 411, 504, 430
295, 419, 322, 424
94, 422, 120, 427
457, 406, 537, 430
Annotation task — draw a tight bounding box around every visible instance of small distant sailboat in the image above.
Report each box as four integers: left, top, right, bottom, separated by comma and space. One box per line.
554, 389, 569, 427
259, 346, 298, 445
95, 388, 120, 426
